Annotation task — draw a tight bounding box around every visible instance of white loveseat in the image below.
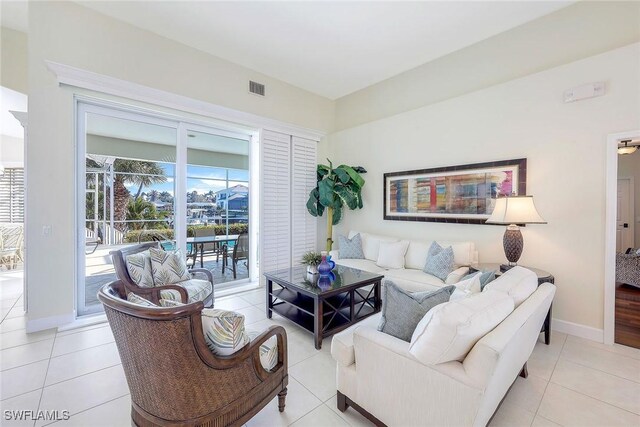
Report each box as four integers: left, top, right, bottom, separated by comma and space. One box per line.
330, 268, 556, 427
330, 230, 478, 292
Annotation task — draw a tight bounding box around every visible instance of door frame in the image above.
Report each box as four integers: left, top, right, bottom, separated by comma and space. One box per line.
604, 130, 640, 344
617, 176, 635, 251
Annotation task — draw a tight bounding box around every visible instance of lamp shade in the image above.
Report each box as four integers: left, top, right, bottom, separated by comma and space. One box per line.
486, 196, 546, 225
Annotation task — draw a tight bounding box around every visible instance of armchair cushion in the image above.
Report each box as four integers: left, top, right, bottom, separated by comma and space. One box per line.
125, 251, 155, 288
201, 308, 250, 356
149, 247, 191, 286
159, 279, 213, 303
127, 292, 156, 306
247, 329, 278, 371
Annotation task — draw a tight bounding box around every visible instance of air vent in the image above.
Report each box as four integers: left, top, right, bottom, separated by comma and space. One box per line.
249, 80, 265, 96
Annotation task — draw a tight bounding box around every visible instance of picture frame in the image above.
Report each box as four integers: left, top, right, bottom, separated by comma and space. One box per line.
383, 158, 527, 224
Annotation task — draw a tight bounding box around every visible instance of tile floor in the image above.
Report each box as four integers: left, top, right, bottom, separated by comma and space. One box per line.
1, 271, 640, 426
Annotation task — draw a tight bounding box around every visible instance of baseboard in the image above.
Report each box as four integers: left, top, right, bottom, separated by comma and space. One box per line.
26, 312, 75, 333
552, 318, 604, 343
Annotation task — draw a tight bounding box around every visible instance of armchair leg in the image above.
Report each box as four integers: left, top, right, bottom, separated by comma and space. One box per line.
337, 391, 348, 412
278, 388, 287, 412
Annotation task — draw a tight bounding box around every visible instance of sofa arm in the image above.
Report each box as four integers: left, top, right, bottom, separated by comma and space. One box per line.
445, 266, 470, 284
329, 250, 340, 260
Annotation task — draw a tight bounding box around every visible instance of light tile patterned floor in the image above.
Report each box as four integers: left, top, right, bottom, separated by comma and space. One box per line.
1, 272, 640, 426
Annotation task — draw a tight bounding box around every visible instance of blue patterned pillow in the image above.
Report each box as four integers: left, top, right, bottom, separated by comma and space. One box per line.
467, 270, 497, 290
423, 242, 455, 281
339, 234, 365, 259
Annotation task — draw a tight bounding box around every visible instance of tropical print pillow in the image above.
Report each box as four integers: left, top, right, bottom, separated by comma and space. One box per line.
149, 248, 191, 286
125, 251, 155, 288
201, 309, 250, 356
127, 292, 157, 307
246, 329, 279, 371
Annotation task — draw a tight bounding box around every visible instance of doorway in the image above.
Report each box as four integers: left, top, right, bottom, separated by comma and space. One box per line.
605, 131, 640, 347
76, 100, 258, 317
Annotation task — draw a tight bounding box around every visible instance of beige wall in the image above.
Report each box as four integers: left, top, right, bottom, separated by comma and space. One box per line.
323, 43, 640, 334
334, 1, 640, 131
1, 27, 28, 93
618, 152, 640, 247
26, 1, 333, 329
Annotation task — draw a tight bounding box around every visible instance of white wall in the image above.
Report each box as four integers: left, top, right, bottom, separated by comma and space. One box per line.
323, 43, 640, 334
618, 152, 640, 247
1, 27, 28, 94
25, 1, 333, 330
0, 135, 24, 167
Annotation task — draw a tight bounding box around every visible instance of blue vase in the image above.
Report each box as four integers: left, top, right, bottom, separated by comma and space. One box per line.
317, 271, 336, 291
318, 251, 333, 275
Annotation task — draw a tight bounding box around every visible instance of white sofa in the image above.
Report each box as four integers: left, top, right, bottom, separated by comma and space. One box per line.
330, 269, 556, 427
330, 230, 479, 292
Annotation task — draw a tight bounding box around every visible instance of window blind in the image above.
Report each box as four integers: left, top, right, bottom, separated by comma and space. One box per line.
0, 168, 25, 223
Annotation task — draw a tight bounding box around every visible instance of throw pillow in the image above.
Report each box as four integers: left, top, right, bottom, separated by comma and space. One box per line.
159, 299, 185, 307
463, 270, 496, 290
338, 233, 365, 259
149, 247, 191, 286
378, 280, 455, 342
246, 329, 279, 371
454, 272, 482, 294
376, 240, 409, 269
126, 292, 157, 307
423, 242, 455, 281
125, 251, 155, 288
409, 289, 515, 365
201, 308, 250, 356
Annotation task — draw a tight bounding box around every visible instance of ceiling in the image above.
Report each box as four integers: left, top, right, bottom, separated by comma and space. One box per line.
2, 1, 573, 99
87, 114, 249, 156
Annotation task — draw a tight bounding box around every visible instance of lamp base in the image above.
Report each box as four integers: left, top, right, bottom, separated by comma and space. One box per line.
503, 225, 523, 267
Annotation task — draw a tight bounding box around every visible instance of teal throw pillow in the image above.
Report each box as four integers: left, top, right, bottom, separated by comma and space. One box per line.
464, 270, 497, 290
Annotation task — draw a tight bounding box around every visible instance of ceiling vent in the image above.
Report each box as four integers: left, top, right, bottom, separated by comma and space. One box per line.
249, 80, 265, 97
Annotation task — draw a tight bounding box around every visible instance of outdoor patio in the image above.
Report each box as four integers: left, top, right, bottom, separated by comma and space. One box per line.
85, 244, 248, 308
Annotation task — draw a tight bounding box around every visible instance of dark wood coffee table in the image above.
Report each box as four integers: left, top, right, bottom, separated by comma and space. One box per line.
264, 266, 384, 349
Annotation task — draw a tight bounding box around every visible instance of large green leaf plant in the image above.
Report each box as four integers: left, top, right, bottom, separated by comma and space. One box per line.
306, 159, 367, 251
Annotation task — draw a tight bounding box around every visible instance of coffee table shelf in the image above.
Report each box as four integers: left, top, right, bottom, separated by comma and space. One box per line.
265, 266, 383, 349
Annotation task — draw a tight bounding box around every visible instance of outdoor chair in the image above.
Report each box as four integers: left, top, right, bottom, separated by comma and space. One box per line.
223, 233, 249, 279
0, 223, 23, 270
110, 242, 214, 306
98, 280, 288, 427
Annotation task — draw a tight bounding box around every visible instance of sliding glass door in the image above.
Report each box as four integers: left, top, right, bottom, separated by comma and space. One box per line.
76, 101, 254, 317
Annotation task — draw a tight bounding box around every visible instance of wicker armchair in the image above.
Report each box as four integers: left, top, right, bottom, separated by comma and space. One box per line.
98, 281, 288, 426
110, 242, 214, 306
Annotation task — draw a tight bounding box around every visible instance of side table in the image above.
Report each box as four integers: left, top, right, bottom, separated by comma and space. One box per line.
469, 263, 555, 345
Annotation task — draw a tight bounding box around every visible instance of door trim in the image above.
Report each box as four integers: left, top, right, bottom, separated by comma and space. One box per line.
604, 130, 640, 345
617, 176, 635, 251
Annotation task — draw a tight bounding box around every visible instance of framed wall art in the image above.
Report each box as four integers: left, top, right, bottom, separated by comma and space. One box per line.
383, 158, 526, 224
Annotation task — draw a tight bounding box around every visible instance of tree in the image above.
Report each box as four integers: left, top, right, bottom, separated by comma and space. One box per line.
306, 159, 367, 251
126, 198, 167, 230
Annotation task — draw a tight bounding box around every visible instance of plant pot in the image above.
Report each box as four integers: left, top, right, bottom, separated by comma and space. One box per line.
306, 265, 319, 275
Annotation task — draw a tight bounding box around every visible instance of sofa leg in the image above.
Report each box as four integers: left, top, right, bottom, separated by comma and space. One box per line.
278, 388, 287, 412
519, 362, 528, 379
337, 391, 349, 412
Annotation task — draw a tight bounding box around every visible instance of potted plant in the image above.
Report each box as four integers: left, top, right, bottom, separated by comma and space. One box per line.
306, 159, 367, 251
301, 251, 322, 275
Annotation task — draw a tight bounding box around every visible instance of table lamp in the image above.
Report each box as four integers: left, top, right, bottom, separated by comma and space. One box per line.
486, 195, 546, 272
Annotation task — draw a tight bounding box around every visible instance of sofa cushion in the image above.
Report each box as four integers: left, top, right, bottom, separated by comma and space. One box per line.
409, 289, 514, 365
331, 312, 382, 367
334, 258, 386, 274
338, 233, 365, 259
201, 308, 249, 356
405, 240, 475, 269
484, 266, 537, 307
378, 281, 455, 342
125, 251, 155, 288
159, 279, 212, 303
246, 329, 279, 371
439, 241, 476, 267
423, 242, 455, 281
149, 248, 191, 286
376, 240, 409, 269
349, 230, 399, 261
384, 268, 444, 291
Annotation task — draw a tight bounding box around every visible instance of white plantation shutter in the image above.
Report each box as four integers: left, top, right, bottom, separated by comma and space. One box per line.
261, 130, 292, 275
0, 168, 25, 223
291, 136, 317, 265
